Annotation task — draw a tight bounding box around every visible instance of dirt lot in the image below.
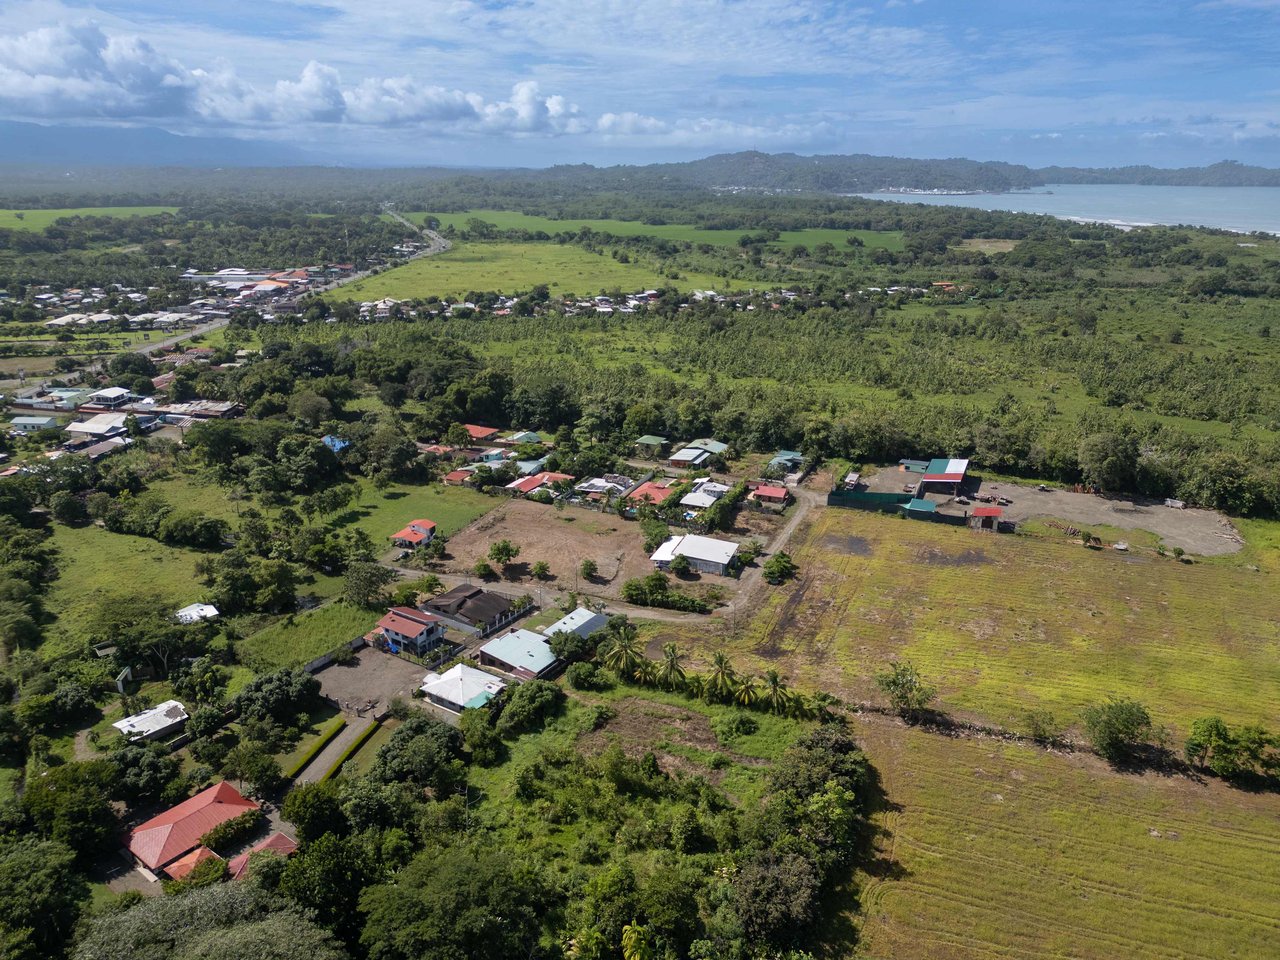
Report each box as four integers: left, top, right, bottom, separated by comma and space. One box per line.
983, 480, 1242, 556
443, 499, 672, 599
314, 647, 427, 714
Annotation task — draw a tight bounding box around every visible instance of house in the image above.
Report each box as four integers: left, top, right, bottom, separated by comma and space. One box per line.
376, 607, 444, 656
226, 832, 298, 881
514, 456, 549, 476
163, 845, 222, 881
9, 415, 57, 433
476, 448, 508, 464
681, 479, 731, 511
668, 446, 711, 469
501, 430, 542, 446
505, 471, 573, 497
628, 479, 676, 507
634, 435, 668, 459
768, 450, 805, 474
87, 386, 135, 408
575, 476, 630, 500
478, 629, 557, 679
463, 424, 500, 444
442, 468, 474, 485
321, 434, 350, 453
112, 700, 189, 742
64, 412, 130, 439
175, 603, 219, 624
391, 519, 436, 549
687, 438, 729, 456
126, 782, 259, 874
749, 483, 790, 506
424, 585, 516, 634
650, 534, 740, 576
77, 436, 132, 461
420, 663, 506, 712
542, 606, 608, 641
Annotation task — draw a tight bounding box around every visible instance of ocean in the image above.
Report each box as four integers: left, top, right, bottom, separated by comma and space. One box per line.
854, 183, 1280, 235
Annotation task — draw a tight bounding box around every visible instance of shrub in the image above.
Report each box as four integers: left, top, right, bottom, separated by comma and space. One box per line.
566, 661, 612, 691
1082, 698, 1152, 764
548, 629, 596, 663
496, 680, 565, 737
874, 661, 935, 721
712, 711, 758, 742
199, 808, 261, 853
762, 552, 798, 584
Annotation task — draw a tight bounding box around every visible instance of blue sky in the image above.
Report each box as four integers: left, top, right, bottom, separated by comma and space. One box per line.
0, 0, 1277, 167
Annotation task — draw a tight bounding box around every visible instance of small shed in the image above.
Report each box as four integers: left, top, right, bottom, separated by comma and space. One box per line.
635, 435, 668, 459
903, 498, 938, 520
969, 505, 1002, 531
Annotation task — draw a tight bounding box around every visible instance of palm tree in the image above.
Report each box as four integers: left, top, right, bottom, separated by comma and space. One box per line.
684, 674, 707, 700
787, 692, 816, 721
734, 674, 760, 708
632, 657, 657, 687
656, 643, 686, 691
706, 652, 737, 703
599, 617, 643, 679
762, 669, 791, 715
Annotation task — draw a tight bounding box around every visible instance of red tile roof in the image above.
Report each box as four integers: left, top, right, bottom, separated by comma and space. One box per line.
127, 782, 258, 870
377, 607, 440, 637
464, 424, 499, 441
972, 506, 1002, 517
752, 484, 789, 500
163, 845, 221, 880
226, 832, 298, 880
628, 480, 673, 504
443, 469, 472, 483
391, 519, 435, 544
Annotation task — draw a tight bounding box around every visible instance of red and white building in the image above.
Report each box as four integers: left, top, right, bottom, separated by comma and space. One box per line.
390, 519, 436, 549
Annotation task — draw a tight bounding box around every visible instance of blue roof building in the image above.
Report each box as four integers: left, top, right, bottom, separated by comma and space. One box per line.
479, 629, 558, 679
321, 435, 351, 453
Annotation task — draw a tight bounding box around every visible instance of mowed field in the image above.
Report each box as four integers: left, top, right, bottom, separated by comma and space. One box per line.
331, 241, 734, 300
413, 209, 905, 252
649, 507, 1280, 734
852, 719, 1280, 960
0, 206, 177, 231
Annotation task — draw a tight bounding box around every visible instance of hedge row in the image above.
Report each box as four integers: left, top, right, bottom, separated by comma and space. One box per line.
285, 715, 348, 780
319, 721, 380, 782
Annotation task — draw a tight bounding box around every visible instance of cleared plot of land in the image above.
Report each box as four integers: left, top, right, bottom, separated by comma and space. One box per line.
313, 647, 429, 713
330, 481, 495, 542
412, 209, 905, 252
0, 206, 177, 231
954, 238, 1019, 253
238, 602, 374, 671
441, 499, 671, 600
648, 507, 1280, 732
853, 719, 1280, 960
331, 241, 733, 300
42, 525, 206, 660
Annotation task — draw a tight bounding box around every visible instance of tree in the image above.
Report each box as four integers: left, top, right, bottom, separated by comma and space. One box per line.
621, 923, 655, 960
656, 643, 686, 691
233, 668, 319, 725
22, 761, 119, 863
598, 616, 642, 679
875, 661, 935, 721
223, 742, 284, 798
487, 540, 520, 567
580, 558, 599, 581
734, 674, 760, 707
74, 877, 347, 960
1077, 432, 1138, 492
762, 670, 791, 715
342, 562, 398, 607
367, 713, 466, 794
668, 554, 691, 577
531, 560, 551, 580
171, 656, 230, 706
0, 838, 87, 960
706, 652, 737, 703
546, 629, 595, 663
111, 743, 181, 801
49, 490, 88, 526
472, 560, 495, 579
359, 846, 550, 960
732, 850, 820, 948
459, 708, 504, 766
1082, 698, 1152, 764
496, 680, 564, 736
763, 552, 798, 584
282, 781, 349, 845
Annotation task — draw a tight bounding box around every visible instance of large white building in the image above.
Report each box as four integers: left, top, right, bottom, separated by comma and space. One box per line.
651, 534, 740, 576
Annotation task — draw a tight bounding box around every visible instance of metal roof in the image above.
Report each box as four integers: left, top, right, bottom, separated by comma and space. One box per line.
480, 629, 556, 675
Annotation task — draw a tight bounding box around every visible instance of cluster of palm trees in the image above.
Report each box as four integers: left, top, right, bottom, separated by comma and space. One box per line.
595, 617, 817, 719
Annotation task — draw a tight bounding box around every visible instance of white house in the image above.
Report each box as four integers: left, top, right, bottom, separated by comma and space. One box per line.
376, 607, 444, 656
175, 603, 219, 624
87, 386, 135, 408
680, 479, 731, 511
113, 700, 189, 742
420, 664, 506, 713
542, 607, 608, 641
651, 534, 740, 576
9, 416, 57, 434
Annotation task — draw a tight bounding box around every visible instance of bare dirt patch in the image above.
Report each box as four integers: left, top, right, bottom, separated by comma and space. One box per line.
913, 545, 990, 567
822, 533, 873, 556
314, 647, 427, 714
991, 482, 1243, 556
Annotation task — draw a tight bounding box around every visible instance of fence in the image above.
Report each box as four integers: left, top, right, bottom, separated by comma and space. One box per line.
302, 636, 368, 675
826, 489, 913, 512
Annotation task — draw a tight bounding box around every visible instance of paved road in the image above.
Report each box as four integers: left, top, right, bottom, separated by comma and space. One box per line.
293, 715, 374, 785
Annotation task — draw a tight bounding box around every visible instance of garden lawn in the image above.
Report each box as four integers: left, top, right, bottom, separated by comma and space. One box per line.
328, 241, 735, 300
0, 206, 177, 231
340, 718, 399, 777
43, 525, 208, 661
238, 602, 377, 671
276, 703, 344, 774
329, 480, 496, 542
851, 718, 1280, 960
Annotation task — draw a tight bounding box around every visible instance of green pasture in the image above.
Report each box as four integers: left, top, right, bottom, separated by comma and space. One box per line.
0, 207, 177, 232
238, 602, 376, 671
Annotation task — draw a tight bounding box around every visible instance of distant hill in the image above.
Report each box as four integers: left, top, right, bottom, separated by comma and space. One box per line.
626, 151, 1043, 193
1035, 160, 1280, 187
0, 120, 304, 167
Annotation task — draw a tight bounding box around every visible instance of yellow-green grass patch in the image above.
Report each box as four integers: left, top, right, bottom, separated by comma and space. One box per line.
0, 207, 177, 231
852, 719, 1280, 960
328, 480, 496, 543
649, 507, 1280, 734
238, 602, 376, 671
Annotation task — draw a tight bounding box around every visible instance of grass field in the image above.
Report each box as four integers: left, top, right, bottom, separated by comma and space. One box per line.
408, 209, 905, 252
331, 241, 735, 300
0, 207, 177, 231
647, 507, 1280, 736
852, 718, 1280, 960
238, 602, 376, 671
330, 480, 496, 542
42, 525, 207, 661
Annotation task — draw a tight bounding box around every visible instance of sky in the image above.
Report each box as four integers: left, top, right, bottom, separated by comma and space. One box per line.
0, 0, 1277, 168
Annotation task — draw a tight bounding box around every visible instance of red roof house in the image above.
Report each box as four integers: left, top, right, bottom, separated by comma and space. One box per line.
628, 480, 675, 506
750, 484, 790, 504
505, 471, 573, 497
443, 469, 473, 485
464, 424, 500, 443
391, 519, 436, 547
127, 782, 259, 872
226, 832, 298, 881
164, 845, 221, 880
972, 506, 1002, 517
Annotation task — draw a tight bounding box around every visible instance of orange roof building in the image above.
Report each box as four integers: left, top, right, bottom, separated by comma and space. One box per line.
463, 424, 500, 442
226, 832, 298, 880
163, 845, 222, 880
127, 782, 258, 872
391, 519, 436, 546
